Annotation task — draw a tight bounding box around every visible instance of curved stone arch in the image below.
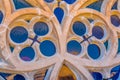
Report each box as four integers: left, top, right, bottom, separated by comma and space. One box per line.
0, 0, 119, 80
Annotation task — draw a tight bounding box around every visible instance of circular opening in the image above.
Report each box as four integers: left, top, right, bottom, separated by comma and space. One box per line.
10, 26, 28, 43
40, 40, 56, 57
19, 47, 35, 61
33, 22, 49, 36
67, 40, 82, 55
14, 74, 25, 80
64, 0, 76, 4
92, 26, 104, 39
54, 7, 64, 23
72, 21, 86, 36
111, 15, 120, 27
92, 72, 102, 80
44, 0, 54, 3
87, 44, 101, 59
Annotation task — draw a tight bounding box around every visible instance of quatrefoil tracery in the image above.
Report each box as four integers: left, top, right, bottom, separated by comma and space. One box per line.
0, 0, 119, 80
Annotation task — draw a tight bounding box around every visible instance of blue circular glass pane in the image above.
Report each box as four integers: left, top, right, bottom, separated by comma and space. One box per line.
67, 40, 82, 55
73, 21, 86, 36
87, 44, 100, 59
92, 26, 104, 39
0, 11, 3, 24
10, 26, 28, 43
19, 47, 35, 61
44, 0, 54, 3
54, 7, 64, 23
64, 0, 76, 4
111, 15, 120, 27
40, 40, 56, 57
14, 74, 25, 80
33, 22, 49, 36
92, 72, 102, 80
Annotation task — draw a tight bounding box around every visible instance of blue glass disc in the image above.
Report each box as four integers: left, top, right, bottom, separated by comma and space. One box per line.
111, 15, 120, 27
10, 26, 28, 43
33, 22, 49, 36
19, 47, 35, 61
14, 74, 25, 80
64, 0, 76, 4
87, 44, 100, 59
40, 40, 56, 57
73, 21, 86, 36
67, 40, 82, 55
92, 26, 104, 39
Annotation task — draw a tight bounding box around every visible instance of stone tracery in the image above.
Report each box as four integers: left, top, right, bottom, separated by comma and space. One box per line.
0, 0, 119, 80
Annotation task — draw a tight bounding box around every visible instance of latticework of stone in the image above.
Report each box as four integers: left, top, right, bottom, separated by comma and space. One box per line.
0, 0, 119, 80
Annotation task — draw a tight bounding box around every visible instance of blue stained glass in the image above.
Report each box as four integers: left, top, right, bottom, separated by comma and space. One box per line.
104, 40, 108, 50
26, 20, 30, 23
44, 0, 54, 3
92, 26, 104, 39
87, 0, 103, 11
33, 22, 49, 36
0, 73, 11, 78
112, 0, 118, 10
111, 65, 120, 73
0, 11, 3, 24
92, 72, 102, 80
13, 0, 32, 9
87, 44, 100, 59
10, 46, 14, 52
117, 38, 120, 53
14, 74, 25, 80
10, 26, 28, 43
20, 47, 35, 61
111, 15, 120, 27
40, 40, 56, 57
67, 40, 82, 55
64, 0, 76, 4
0, 72, 11, 80
110, 65, 120, 80
54, 7, 64, 24
88, 19, 94, 23
73, 21, 86, 36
